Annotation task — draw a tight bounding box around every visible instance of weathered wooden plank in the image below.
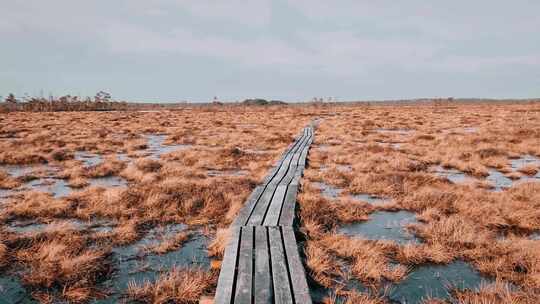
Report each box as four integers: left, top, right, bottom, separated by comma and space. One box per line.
261, 128, 307, 185
254, 227, 272, 304
278, 128, 308, 161
234, 227, 254, 303
262, 185, 288, 226
246, 184, 278, 226
278, 165, 298, 186
278, 185, 299, 226
266, 130, 309, 185
282, 227, 312, 304
215, 124, 315, 304
298, 145, 310, 167
268, 227, 294, 304
232, 186, 265, 228
268, 153, 295, 185
214, 227, 241, 304
289, 170, 303, 187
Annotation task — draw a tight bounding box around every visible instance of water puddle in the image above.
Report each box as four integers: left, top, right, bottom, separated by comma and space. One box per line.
433, 166, 471, 184
434, 156, 540, 191
320, 165, 352, 173
352, 193, 392, 206
0, 188, 13, 200
316, 144, 330, 151
336, 165, 353, 172
207, 169, 248, 177
116, 153, 131, 163
96, 224, 210, 303
25, 178, 71, 198
313, 182, 343, 199
483, 155, 540, 191
145, 135, 191, 160
339, 211, 419, 244
75, 152, 102, 167
310, 279, 368, 304
388, 261, 488, 303
486, 169, 513, 191
463, 127, 478, 133
376, 128, 413, 135
442, 127, 478, 134
242, 148, 270, 155
7, 219, 116, 234
0, 165, 35, 178
0, 275, 36, 304
510, 155, 540, 181
88, 176, 128, 188
1, 160, 127, 199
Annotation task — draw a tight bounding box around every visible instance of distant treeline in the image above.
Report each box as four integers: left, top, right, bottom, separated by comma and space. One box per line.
2, 93, 539, 113
0, 92, 129, 112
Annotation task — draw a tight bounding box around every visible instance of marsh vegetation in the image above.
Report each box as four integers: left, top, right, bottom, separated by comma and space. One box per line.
1, 102, 539, 303
0, 107, 312, 303
301, 102, 540, 303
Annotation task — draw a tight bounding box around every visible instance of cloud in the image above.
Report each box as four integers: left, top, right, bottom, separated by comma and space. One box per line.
102, 23, 307, 66
1, 0, 539, 100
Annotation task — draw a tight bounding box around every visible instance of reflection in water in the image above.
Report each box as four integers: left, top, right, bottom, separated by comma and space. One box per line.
434, 166, 471, 184
388, 261, 488, 303
312, 182, 343, 199
339, 211, 419, 244
75, 152, 103, 167
95, 224, 210, 303
352, 193, 392, 206
0, 276, 36, 304
145, 134, 191, 160
486, 169, 513, 191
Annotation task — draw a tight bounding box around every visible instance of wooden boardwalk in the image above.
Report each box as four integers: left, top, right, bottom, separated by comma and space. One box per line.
214, 125, 314, 304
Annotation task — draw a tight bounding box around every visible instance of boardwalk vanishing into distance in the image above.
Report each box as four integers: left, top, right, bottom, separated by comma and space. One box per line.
215, 124, 314, 304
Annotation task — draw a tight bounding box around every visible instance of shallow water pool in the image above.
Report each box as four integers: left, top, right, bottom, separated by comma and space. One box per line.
388, 261, 488, 303
339, 211, 419, 244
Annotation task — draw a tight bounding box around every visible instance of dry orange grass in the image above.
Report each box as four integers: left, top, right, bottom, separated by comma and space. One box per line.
2, 102, 539, 302
126, 267, 215, 304
0, 106, 315, 302
299, 102, 540, 301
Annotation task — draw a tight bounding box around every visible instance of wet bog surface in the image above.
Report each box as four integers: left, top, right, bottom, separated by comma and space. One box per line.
388, 261, 488, 304
352, 193, 392, 206
434, 154, 540, 191
145, 134, 191, 160
339, 211, 419, 244
97, 224, 210, 303
434, 166, 470, 184
0, 276, 37, 304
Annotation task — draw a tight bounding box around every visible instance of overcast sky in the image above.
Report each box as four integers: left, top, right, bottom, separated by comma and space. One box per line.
1, 1, 539, 102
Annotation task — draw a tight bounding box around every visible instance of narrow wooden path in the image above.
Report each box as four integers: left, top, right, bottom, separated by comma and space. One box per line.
214, 125, 314, 304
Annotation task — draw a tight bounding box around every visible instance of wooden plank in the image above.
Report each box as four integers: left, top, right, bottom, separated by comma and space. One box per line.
232, 186, 265, 228
246, 184, 278, 226
261, 159, 286, 186
215, 124, 315, 304
279, 165, 298, 186
214, 227, 241, 304
289, 170, 303, 187
268, 227, 294, 304
234, 227, 254, 303
278, 185, 299, 226
268, 153, 296, 185
298, 145, 310, 167
282, 227, 313, 304
267, 130, 309, 185
277, 128, 307, 162
261, 128, 307, 186
263, 185, 288, 226
254, 227, 272, 304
